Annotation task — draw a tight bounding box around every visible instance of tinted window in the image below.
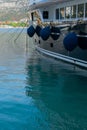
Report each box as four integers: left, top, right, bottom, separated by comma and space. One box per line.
85, 3, 87, 17
43, 11, 49, 19
60, 8, 65, 19
71, 5, 76, 18
78, 4, 84, 18
56, 9, 59, 19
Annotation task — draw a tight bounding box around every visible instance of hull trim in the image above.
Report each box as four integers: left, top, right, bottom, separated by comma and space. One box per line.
36, 46, 87, 69
77, 35, 87, 38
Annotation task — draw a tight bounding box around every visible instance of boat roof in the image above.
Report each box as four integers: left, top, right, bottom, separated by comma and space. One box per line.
28, 0, 70, 10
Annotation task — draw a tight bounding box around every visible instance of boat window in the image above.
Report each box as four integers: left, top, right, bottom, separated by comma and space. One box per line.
43, 11, 49, 19
31, 13, 34, 21
31, 12, 40, 21
56, 9, 59, 19
85, 3, 87, 17
60, 8, 65, 19
39, 40, 41, 44
65, 6, 71, 19
71, 5, 76, 18
78, 4, 84, 18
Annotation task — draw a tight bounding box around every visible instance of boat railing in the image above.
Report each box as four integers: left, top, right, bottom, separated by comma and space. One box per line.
36, 46, 87, 69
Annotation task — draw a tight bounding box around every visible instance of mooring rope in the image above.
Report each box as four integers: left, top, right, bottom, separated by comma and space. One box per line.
14, 27, 25, 43
7, 28, 20, 42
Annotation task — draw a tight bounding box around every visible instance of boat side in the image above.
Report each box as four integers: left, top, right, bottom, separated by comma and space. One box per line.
33, 28, 87, 69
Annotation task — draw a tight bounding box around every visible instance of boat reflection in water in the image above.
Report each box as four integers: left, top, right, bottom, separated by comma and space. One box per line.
25, 52, 87, 130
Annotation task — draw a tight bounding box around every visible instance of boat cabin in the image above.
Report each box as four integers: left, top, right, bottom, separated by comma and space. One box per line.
29, 0, 87, 23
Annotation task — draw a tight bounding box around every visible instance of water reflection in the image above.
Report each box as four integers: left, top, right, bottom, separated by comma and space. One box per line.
0, 27, 86, 129
25, 53, 87, 129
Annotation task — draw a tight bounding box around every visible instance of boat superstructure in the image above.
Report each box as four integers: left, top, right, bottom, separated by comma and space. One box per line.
27, 0, 87, 69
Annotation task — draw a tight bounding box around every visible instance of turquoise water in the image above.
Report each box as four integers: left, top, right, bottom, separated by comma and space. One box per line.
0, 28, 87, 130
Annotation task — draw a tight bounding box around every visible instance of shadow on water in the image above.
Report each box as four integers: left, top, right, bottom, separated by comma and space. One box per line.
25, 52, 87, 129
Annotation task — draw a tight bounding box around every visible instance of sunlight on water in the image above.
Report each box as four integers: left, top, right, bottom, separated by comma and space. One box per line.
0, 28, 87, 130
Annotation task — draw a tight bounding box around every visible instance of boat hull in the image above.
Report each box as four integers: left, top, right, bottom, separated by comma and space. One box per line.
33, 30, 87, 69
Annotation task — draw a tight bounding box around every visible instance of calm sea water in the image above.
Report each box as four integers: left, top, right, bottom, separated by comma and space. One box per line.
0, 28, 87, 130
